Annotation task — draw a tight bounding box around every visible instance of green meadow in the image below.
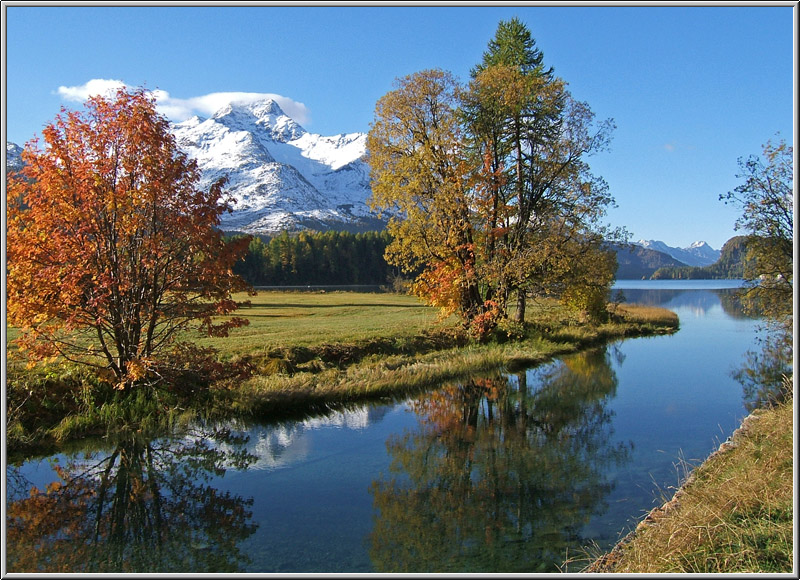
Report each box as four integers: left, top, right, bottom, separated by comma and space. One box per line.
195, 290, 445, 354
6, 290, 679, 456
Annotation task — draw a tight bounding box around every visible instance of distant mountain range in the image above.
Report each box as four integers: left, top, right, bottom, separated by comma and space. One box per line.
650, 236, 748, 280
6, 99, 736, 280
612, 240, 725, 279
634, 239, 720, 267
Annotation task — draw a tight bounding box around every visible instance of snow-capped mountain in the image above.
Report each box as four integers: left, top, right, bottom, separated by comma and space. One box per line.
171, 98, 382, 234
8, 103, 381, 234
6, 141, 24, 174
635, 239, 720, 267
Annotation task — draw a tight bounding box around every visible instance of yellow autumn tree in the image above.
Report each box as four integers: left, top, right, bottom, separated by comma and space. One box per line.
366, 20, 621, 335
366, 69, 493, 336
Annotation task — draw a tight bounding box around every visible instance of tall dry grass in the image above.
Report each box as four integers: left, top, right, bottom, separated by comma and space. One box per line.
583, 391, 794, 573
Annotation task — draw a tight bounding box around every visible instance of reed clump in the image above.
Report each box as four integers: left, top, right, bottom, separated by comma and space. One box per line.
612, 303, 681, 326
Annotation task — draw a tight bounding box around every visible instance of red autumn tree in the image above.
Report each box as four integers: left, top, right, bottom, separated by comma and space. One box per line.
6, 87, 251, 389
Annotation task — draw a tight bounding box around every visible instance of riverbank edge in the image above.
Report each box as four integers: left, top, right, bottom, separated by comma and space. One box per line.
582, 394, 795, 573
6, 305, 679, 460
203, 314, 679, 424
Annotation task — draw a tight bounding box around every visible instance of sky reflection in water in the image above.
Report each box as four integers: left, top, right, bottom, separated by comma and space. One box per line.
7, 283, 762, 573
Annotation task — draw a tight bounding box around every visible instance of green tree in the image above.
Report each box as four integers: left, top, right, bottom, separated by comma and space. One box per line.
233, 235, 269, 285
367, 20, 620, 334
472, 17, 554, 79
468, 19, 619, 323
464, 19, 561, 320
720, 137, 793, 325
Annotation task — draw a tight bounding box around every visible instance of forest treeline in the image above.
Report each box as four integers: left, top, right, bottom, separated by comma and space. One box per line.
227, 230, 751, 287
228, 230, 402, 287
228, 230, 747, 287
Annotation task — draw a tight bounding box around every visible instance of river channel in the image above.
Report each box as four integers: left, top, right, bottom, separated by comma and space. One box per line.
6, 281, 763, 573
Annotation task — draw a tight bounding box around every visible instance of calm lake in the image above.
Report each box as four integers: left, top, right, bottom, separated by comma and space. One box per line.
6, 280, 764, 573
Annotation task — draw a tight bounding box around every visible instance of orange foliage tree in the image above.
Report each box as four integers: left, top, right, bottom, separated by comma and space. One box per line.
6, 87, 251, 389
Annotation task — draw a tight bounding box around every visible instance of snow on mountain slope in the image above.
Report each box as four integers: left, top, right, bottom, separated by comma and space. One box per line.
172, 98, 378, 234
6, 141, 24, 173
636, 239, 720, 267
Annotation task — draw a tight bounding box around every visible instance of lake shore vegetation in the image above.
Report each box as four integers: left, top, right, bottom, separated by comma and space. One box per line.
6, 290, 679, 460
580, 390, 793, 573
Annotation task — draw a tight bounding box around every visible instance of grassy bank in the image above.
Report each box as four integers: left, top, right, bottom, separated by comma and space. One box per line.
6, 291, 679, 457
582, 390, 794, 574
195, 292, 679, 420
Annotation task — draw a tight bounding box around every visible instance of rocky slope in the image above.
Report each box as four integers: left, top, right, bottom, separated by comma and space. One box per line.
171, 98, 383, 234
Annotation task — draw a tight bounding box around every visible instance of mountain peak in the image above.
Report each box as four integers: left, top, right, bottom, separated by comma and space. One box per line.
212, 99, 306, 142
215, 97, 283, 119
242, 97, 285, 117
634, 239, 720, 267
171, 98, 377, 235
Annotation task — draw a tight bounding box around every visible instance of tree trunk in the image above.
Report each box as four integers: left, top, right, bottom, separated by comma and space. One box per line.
514, 290, 526, 324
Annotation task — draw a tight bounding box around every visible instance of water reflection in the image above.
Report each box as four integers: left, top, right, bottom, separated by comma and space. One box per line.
6, 427, 259, 573
619, 288, 749, 319
734, 329, 793, 412
621, 284, 785, 412
228, 405, 393, 471
369, 347, 632, 573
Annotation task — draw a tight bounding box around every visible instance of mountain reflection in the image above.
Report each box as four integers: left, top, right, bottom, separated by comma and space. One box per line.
6, 427, 259, 573
618, 288, 748, 319
221, 405, 393, 471
368, 347, 631, 573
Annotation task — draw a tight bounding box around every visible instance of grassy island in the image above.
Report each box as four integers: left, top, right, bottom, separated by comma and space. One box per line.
7, 290, 678, 459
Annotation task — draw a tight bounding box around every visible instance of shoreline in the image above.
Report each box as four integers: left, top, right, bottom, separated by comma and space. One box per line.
6, 300, 679, 461
582, 395, 793, 573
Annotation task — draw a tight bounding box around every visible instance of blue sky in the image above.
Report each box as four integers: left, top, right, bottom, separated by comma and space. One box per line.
4, 3, 795, 250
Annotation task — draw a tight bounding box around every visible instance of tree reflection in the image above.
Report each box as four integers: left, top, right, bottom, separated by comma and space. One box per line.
6, 427, 258, 573
716, 288, 751, 320
369, 347, 631, 573
735, 327, 793, 412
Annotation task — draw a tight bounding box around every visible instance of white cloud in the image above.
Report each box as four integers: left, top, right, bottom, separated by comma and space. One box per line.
57, 78, 127, 101
163, 91, 311, 125
55, 79, 311, 126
